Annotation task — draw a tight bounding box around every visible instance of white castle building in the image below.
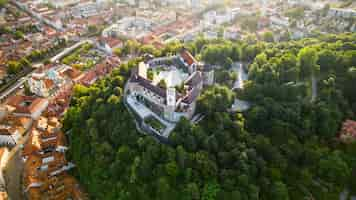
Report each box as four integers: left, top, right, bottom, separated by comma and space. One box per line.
126, 50, 206, 123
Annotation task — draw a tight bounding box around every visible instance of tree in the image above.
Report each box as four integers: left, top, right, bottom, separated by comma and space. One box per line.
317, 49, 337, 74
140, 45, 160, 56
183, 183, 200, 200
0, 0, 7, 7
113, 48, 122, 57
158, 79, 167, 89
122, 40, 140, 55
7, 61, 23, 74
13, 30, 24, 39
24, 82, 33, 96
147, 69, 154, 81
198, 85, 235, 115
318, 151, 351, 187
63, 33, 356, 200
165, 161, 178, 178
298, 47, 319, 79
88, 25, 98, 33
298, 47, 320, 101
262, 31, 274, 43
202, 182, 220, 200
269, 181, 289, 200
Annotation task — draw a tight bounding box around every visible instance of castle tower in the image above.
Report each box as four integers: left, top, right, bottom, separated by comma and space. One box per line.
138, 62, 148, 79
165, 87, 176, 121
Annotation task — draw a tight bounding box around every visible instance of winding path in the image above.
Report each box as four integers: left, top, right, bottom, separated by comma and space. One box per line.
230, 62, 251, 112
232, 62, 248, 90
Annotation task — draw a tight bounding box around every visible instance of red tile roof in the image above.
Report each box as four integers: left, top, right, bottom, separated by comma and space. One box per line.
180, 50, 196, 66
6, 95, 48, 116
79, 71, 97, 86
44, 79, 54, 90
61, 68, 81, 79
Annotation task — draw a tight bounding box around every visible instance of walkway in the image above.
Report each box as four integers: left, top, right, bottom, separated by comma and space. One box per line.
0, 77, 27, 102
50, 40, 93, 63
230, 62, 251, 112
232, 62, 248, 90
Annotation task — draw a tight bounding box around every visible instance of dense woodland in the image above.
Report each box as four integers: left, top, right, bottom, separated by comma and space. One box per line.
63, 33, 356, 200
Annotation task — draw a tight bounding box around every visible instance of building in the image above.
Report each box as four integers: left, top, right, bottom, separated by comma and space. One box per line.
28, 68, 66, 98
0, 106, 33, 148
126, 49, 205, 127
97, 37, 123, 54
23, 117, 79, 200
102, 17, 156, 40
329, 8, 356, 19
48, 0, 80, 8
270, 15, 290, 28
71, 2, 101, 18
6, 96, 48, 120
202, 10, 234, 27
224, 26, 241, 40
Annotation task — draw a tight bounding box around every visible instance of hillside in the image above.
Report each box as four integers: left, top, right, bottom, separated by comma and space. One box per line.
63, 33, 356, 200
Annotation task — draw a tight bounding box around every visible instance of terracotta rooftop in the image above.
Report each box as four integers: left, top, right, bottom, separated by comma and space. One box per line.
44, 79, 55, 90
180, 49, 196, 66
6, 95, 48, 117
61, 67, 81, 79
131, 74, 167, 98
23, 115, 79, 199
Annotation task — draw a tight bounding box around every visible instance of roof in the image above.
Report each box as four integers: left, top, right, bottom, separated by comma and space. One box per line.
182, 86, 200, 104
44, 79, 54, 89
131, 74, 166, 98
102, 37, 123, 48
6, 95, 48, 116
180, 50, 196, 66
79, 71, 97, 86
61, 67, 81, 79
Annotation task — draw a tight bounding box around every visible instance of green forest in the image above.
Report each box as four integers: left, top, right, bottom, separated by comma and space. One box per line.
63, 33, 356, 200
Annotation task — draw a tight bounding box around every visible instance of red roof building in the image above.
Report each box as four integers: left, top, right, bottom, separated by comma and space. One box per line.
6, 96, 49, 120
180, 49, 197, 66
78, 71, 97, 86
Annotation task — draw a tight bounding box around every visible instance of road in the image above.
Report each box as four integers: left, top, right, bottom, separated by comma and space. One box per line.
230, 62, 251, 112
232, 62, 248, 90
0, 39, 93, 102
0, 77, 27, 102
50, 39, 93, 63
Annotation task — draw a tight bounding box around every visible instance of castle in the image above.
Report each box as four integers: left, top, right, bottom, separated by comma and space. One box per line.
125, 49, 213, 137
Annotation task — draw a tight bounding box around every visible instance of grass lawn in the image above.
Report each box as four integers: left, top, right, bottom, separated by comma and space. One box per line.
144, 116, 166, 133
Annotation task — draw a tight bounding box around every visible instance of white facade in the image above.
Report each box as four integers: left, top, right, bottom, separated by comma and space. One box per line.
102, 17, 155, 39
270, 16, 290, 28
48, 0, 80, 8
329, 8, 356, 19
28, 69, 64, 98
71, 2, 100, 18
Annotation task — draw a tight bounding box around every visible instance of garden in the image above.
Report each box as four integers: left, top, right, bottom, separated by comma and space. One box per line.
61, 43, 105, 71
